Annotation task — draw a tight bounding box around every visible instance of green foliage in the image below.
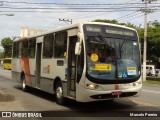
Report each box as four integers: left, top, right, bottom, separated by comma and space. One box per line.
94, 19, 119, 24
0, 52, 4, 59
142, 22, 160, 62
1, 37, 13, 58
93, 19, 139, 29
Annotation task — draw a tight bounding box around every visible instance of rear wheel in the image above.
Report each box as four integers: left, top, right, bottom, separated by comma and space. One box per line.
22, 76, 28, 92
55, 81, 66, 105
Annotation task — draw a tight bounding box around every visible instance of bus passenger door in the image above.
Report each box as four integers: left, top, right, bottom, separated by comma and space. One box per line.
67, 36, 78, 98
35, 43, 42, 88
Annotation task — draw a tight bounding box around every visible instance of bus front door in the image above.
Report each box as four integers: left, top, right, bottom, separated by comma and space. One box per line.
67, 36, 78, 98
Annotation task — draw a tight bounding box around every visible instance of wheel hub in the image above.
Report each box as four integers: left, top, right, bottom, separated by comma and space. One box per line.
56, 87, 62, 99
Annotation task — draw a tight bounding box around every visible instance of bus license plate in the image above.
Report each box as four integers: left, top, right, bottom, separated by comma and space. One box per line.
111, 91, 122, 96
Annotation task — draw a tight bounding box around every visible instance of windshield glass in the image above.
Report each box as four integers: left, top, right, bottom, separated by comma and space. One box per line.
86, 36, 141, 81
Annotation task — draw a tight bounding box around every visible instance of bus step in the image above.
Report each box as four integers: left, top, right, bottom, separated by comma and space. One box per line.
69, 91, 76, 97
67, 96, 76, 100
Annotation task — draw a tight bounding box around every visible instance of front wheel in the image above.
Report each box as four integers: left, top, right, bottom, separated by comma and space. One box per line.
55, 81, 66, 105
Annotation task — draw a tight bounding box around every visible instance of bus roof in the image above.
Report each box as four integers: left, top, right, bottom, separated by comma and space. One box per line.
15, 22, 137, 42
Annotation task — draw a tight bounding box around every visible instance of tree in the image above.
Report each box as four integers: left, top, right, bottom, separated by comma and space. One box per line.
1, 37, 13, 58
0, 52, 4, 59
147, 21, 160, 62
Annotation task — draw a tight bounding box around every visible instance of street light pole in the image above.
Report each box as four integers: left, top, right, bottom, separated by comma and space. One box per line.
0, 13, 14, 16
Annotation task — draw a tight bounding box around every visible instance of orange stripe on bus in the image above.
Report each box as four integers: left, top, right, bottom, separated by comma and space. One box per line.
20, 58, 32, 85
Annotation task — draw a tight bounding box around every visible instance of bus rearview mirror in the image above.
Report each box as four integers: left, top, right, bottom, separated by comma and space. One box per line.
75, 42, 81, 55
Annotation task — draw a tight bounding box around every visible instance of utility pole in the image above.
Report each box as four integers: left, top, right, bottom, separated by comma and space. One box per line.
141, 0, 157, 82
142, 0, 148, 82
59, 18, 72, 24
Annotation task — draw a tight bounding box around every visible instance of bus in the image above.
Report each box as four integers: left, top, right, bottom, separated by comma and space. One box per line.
2, 58, 12, 70
12, 22, 142, 105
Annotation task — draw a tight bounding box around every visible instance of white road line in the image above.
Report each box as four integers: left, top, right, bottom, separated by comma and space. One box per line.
142, 89, 160, 94
131, 100, 160, 108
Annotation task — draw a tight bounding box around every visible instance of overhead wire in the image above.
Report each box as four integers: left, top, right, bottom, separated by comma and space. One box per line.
65, 0, 140, 20
115, 0, 160, 23
118, 12, 143, 21
0, 1, 156, 5
1, 0, 160, 29
122, 14, 144, 23
1, 0, 160, 13
0, 0, 159, 6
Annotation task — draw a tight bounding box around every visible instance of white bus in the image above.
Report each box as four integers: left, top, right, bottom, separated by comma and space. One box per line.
12, 22, 142, 105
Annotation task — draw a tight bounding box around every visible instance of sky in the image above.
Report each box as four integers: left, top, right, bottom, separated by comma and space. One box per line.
0, 0, 160, 49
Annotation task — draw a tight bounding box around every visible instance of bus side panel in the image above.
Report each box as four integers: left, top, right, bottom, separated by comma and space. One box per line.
41, 59, 66, 80
28, 58, 36, 87
12, 58, 21, 82
20, 58, 32, 86
40, 59, 66, 93
40, 59, 53, 93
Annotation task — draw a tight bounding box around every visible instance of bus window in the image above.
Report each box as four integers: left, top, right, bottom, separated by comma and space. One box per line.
21, 40, 28, 58
43, 34, 54, 58
54, 32, 67, 58
13, 42, 19, 58
28, 38, 36, 58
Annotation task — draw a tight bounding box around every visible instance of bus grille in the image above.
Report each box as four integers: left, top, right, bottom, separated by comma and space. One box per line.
90, 92, 137, 99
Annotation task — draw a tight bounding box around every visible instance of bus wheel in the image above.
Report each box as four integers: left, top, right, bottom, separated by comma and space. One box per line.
55, 81, 66, 105
22, 76, 28, 92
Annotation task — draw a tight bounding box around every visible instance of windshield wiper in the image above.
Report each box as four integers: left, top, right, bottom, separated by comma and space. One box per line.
120, 39, 126, 51
98, 35, 111, 47
119, 40, 126, 59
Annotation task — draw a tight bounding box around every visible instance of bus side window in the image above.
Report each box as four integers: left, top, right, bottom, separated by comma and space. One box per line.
21, 40, 28, 58
28, 38, 36, 58
54, 31, 67, 58
13, 42, 19, 58
43, 34, 54, 58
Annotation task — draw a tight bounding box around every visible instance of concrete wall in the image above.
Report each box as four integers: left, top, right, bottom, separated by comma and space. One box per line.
20, 27, 45, 38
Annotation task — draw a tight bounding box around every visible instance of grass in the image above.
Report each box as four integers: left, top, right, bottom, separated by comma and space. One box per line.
143, 79, 160, 86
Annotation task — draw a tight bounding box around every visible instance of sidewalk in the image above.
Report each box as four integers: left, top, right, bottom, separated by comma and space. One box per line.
0, 87, 15, 102
0, 86, 25, 111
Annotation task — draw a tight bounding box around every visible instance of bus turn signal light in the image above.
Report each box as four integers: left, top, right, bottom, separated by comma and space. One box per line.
86, 83, 99, 90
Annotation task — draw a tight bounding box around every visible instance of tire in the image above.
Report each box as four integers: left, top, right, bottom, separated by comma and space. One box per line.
22, 76, 28, 92
55, 81, 66, 105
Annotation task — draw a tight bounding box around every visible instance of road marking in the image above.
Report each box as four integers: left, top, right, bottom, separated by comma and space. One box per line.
131, 100, 160, 108
142, 89, 160, 94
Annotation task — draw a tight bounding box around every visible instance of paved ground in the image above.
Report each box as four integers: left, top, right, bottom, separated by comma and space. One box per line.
0, 67, 160, 119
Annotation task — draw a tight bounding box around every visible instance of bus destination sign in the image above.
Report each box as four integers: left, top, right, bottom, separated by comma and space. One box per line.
83, 24, 137, 40
86, 26, 101, 32
106, 29, 134, 36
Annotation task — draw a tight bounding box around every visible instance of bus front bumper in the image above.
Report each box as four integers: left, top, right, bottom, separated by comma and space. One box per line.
76, 84, 142, 102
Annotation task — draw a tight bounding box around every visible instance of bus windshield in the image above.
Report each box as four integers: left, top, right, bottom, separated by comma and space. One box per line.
3, 59, 11, 63
85, 36, 141, 82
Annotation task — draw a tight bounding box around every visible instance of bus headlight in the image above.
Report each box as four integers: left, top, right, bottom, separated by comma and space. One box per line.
133, 81, 142, 86
85, 83, 99, 90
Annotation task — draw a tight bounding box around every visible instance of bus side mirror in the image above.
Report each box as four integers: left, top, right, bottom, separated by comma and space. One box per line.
75, 42, 81, 55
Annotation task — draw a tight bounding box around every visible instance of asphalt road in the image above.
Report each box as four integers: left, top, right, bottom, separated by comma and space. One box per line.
0, 67, 159, 119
